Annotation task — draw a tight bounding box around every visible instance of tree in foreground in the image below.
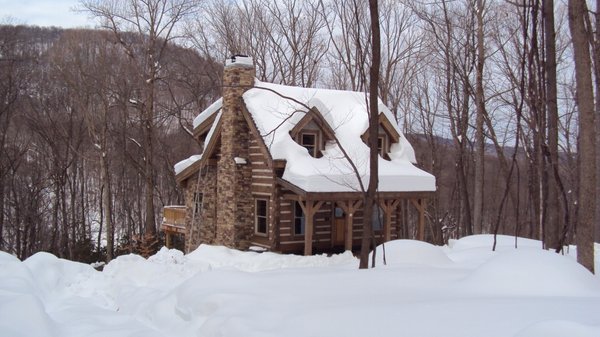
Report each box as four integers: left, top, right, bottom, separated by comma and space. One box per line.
568, 0, 596, 273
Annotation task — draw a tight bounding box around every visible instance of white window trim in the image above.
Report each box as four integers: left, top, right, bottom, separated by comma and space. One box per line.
299, 131, 319, 158
255, 198, 269, 236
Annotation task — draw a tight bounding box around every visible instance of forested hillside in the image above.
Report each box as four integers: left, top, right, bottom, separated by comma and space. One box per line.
0, 24, 219, 261
0, 0, 595, 268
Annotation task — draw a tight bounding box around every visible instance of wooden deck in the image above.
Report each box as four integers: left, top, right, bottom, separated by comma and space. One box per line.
161, 206, 186, 248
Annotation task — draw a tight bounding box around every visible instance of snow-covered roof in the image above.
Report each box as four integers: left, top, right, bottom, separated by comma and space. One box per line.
193, 98, 222, 129
176, 111, 223, 179
243, 80, 435, 193
174, 154, 202, 176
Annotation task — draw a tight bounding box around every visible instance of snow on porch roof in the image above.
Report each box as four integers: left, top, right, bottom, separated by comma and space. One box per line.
242, 80, 436, 193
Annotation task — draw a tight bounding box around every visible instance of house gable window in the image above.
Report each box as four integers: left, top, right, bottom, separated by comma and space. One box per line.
294, 201, 305, 235
255, 199, 268, 235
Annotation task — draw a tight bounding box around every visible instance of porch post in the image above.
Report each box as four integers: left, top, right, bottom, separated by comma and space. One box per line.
166, 232, 172, 248
299, 200, 324, 256
346, 213, 354, 251
305, 201, 314, 256
418, 199, 425, 241
337, 200, 362, 251
381, 200, 400, 242
409, 198, 426, 241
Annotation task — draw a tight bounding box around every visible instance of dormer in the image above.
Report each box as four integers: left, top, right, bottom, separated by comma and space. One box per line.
289, 107, 336, 158
361, 113, 400, 160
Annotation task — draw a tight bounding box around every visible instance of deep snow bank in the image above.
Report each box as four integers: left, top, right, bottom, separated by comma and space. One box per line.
370, 239, 453, 266
1, 236, 599, 337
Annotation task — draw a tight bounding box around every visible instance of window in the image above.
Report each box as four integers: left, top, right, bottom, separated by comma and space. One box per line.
294, 202, 305, 235
193, 193, 203, 214
334, 207, 345, 218
255, 199, 268, 235
300, 132, 317, 157
377, 136, 385, 156
372, 205, 384, 231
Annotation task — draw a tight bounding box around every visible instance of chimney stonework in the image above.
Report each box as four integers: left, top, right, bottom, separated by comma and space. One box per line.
215, 56, 256, 249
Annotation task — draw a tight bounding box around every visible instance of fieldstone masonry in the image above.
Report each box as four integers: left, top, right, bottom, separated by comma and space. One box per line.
214, 57, 256, 250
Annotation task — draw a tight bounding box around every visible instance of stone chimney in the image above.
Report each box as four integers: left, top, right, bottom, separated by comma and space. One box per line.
215, 55, 255, 249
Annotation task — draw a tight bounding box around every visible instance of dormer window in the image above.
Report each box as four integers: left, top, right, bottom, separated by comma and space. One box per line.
289, 107, 336, 159
377, 136, 387, 157
363, 131, 390, 159
300, 132, 318, 157
361, 113, 401, 160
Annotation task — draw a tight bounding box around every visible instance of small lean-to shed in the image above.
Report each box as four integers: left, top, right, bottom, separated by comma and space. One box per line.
171, 55, 436, 255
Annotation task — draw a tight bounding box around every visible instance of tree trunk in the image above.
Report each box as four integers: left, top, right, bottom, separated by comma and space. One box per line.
473, 0, 486, 234
98, 184, 104, 259
543, 0, 560, 250
594, 0, 600, 244
568, 0, 596, 273
101, 151, 114, 261
0, 174, 4, 251
359, 0, 381, 269
144, 102, 156, 237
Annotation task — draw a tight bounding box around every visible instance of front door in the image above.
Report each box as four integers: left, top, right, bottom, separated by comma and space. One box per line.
333, 207, 345, 246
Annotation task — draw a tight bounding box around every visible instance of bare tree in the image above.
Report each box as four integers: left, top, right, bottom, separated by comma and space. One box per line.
0, 25, 29, 251
358, 0, 381, 269
320, 0, 371, 91
471, 0, 488, 235
543, 0, 561, 250
568, 0, 596, 273
80, 0, 202, 252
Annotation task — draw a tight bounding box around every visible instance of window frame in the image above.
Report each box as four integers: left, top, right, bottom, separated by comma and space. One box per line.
299, 131, 319, 157
193, 192, 203, 215
293, 201, 305, 236
377, 133, 390, 159
255, 198, 269, 236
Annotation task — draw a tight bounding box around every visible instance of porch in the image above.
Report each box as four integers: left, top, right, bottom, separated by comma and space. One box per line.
280, 188, 431, 256
161, 205, 187, 248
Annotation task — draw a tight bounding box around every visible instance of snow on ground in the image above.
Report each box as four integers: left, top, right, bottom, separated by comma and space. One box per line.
1, 235, 600, 337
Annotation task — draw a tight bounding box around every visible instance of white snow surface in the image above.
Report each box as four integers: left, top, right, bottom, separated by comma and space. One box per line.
174, 155, 202, 175
2, 235, 600, 337
243, 80, 435, 192
192, 98, 222, 129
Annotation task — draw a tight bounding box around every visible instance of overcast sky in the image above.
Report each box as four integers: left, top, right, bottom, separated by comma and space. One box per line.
0, 0, 96, 28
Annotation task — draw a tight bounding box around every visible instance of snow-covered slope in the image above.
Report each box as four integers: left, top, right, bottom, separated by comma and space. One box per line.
1, 235, 599, 337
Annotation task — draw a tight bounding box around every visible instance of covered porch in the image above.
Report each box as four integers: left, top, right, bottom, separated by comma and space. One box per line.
280, 186, 432, 256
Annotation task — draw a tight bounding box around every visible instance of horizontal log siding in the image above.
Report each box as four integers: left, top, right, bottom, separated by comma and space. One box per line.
277, 195, 402, 253
249, 136, 277, 250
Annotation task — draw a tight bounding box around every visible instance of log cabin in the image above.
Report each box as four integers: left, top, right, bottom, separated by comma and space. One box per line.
167, 55, 436, 255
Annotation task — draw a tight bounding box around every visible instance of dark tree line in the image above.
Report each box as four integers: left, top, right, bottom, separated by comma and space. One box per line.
0, 24, 219, 261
